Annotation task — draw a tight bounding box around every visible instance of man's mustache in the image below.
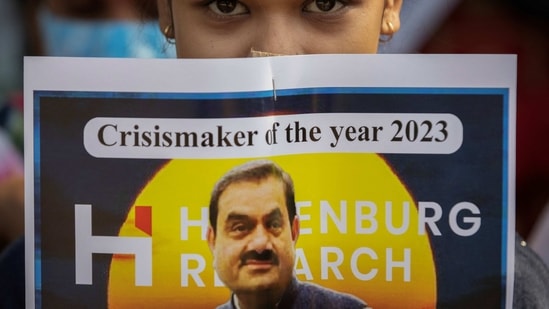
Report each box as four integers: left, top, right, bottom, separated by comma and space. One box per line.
240, 250, 279, 266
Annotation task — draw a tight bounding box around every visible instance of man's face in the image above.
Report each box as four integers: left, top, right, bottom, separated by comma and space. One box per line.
207, 176, 299, 294
159, 0, 402, 57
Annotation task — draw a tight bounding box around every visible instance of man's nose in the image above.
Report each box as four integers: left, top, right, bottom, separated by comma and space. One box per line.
250, 16, 303, 56
248, 225, 273, 253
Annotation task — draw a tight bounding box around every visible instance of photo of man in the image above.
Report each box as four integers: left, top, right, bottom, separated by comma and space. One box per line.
207, 159, 369, 309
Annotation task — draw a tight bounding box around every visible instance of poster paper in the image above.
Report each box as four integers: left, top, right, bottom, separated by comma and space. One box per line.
25, 55, 516, 308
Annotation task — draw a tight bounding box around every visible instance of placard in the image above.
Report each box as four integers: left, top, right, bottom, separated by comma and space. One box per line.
25, 55, 516, 308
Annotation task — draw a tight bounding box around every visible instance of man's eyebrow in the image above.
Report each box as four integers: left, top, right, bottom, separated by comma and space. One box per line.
225, 212, 250, 222
266, 208, 283, 221
225, 208, 283, 222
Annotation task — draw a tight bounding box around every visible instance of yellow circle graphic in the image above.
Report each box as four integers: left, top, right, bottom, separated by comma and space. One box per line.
108, 154, 436, 308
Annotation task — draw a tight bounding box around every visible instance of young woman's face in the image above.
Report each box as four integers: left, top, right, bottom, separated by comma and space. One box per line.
158, 0, 402, 58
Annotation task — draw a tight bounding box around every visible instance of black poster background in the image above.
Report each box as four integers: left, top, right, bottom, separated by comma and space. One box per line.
35, 89, 508, 308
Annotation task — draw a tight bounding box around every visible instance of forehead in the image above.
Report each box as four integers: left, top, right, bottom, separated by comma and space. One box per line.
218, 176, 287, 216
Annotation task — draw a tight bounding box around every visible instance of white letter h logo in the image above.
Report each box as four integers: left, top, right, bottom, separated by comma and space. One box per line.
74, 204, 152, 286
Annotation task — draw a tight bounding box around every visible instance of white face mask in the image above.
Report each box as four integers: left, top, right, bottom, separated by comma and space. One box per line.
37, 6, 176, 58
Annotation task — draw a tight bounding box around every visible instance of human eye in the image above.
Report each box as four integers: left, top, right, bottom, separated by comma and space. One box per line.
231, 222, 248, 232
303, 0, 346, 13
267, 219, 283, 232
227, 220, 253, 237
207, 0, 249, 16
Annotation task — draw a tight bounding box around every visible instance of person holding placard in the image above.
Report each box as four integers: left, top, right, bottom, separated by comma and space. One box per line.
156, 0, 402, 57
153, 1, 549, 309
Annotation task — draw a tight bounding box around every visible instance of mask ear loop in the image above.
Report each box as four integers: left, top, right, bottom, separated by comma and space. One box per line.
163, 0, 176, 44
379, 21, 394, 43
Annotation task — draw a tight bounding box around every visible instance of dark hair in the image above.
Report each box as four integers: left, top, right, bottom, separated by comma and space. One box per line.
209, 159, 296, 233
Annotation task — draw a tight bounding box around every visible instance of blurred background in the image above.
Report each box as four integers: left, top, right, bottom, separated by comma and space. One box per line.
0, 0, 175, 253
389, 0, 549, 266
0, 0, 547, 305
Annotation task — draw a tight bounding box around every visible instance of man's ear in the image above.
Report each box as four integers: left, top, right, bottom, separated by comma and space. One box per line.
157, 0, 174, 39
207, 225, 216, 253
291, 215, 300, 244
381, 0, 403, 35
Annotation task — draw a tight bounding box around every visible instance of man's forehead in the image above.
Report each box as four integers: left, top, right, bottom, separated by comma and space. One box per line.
217, 177, 287, 213
222, 175, 283, 194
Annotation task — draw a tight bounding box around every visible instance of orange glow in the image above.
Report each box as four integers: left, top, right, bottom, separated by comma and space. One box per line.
108, 154, 436, 308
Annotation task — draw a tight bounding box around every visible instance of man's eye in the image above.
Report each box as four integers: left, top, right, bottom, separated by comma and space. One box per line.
268, 220, 282, 230
229, 222, 252, 234
303, 0, 345, 13
232, 224, 247, 232
208, 0, 248, 16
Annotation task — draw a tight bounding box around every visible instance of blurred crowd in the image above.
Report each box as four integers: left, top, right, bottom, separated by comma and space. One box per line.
0, 0, 548, 307
0, 0, 175, 253
0, 2, 174, 304
418, 0, 549, 263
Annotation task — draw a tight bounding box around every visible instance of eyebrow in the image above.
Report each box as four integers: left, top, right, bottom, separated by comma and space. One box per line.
225, 208, 283, 223
266, 208, 283, 221
226, 213, 250, 222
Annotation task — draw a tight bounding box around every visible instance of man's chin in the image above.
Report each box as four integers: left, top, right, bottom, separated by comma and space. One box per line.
233, 274, 281, 293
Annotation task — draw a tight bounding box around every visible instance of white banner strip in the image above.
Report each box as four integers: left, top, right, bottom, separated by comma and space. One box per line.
84, 113, 462, 158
